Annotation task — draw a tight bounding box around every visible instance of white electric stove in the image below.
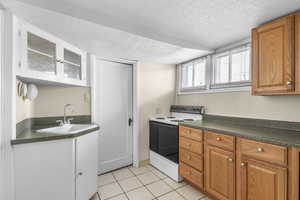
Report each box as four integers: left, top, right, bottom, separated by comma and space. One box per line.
149, 105, 204, 182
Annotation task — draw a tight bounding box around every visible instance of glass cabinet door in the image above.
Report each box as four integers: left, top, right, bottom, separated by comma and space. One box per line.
27, 32, 57, 75
63, 49, 82, 80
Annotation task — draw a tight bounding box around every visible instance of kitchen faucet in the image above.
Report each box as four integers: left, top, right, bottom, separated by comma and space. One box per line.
56, 104, 74, 126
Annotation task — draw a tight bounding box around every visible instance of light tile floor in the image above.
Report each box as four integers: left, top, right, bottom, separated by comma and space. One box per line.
93, 164, 210, 200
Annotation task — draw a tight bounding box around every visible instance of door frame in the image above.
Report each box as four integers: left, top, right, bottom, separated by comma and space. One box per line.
89, 55, 140, 168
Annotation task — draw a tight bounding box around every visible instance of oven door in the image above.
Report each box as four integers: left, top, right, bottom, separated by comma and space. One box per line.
149, 121, 179, 163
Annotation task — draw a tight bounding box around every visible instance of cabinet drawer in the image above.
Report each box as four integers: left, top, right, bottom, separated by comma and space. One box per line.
179, 137, 203, 155
179, 126, 203, 142
205, 131, 235, 151
179, 162, 203, 189
179, 148, 203, 171
238, 138, 288, 166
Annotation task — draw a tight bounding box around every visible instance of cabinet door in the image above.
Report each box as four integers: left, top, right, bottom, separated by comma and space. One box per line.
24, 30, 58, 76
76, 132, 98, 200
240, 158, 287, 200
252, 15, 294, 94
205, 145, 235, 200
62, 47, 86, 81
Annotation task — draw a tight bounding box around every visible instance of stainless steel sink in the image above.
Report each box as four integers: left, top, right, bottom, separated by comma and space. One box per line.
37, 124, 98, 134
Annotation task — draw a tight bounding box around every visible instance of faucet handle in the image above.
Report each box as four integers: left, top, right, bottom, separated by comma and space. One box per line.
56, 120, 64, 126
66, 118, 74, 124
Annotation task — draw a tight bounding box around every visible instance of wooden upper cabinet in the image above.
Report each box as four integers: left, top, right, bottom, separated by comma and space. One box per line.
240, 158, 287, 200
252, 15, 295, 95
205, 145, 235, 200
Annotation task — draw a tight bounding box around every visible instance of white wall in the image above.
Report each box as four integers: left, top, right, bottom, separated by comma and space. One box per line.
177, 91, 300, 122
16, 80, 91, 122
32, 85, 91, 118
138, 62, 176, 161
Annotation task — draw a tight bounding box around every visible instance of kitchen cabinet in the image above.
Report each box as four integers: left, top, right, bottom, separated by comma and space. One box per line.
236, 138, 288, 200
179, 126, 204, 190
76, 132, 98, 200
179, 126, 292, 200
16, 18, 88, 86
251, 11, 300, 95
205, 145, 235, 200
239, 158, 287, 200
13, 131, 98, 200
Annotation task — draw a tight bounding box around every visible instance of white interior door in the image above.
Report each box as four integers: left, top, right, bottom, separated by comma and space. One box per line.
94, 59, 133, 174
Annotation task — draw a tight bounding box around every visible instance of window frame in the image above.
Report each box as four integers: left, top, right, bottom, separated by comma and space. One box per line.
177, 41, 251, 95
211, 44, 251, 89
178, 57, 209, 93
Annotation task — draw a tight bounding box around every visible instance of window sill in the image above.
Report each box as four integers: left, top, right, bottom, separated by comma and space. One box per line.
178, 86, 251, 95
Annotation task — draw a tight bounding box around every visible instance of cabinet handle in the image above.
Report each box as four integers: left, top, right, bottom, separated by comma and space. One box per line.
256, 147, 264, 152
186, 130, 191, 135
216, 137, 221, 141
186, 143, 191, 148
240, 162, 246, 166
187, 155, 191, 160
287, 80, 293, 85
228, 158, 233, 162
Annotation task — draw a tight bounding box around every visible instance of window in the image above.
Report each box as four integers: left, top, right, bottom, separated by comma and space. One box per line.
211, 44, 250, 88
178, 42, 251, 94
180, 58, 207, 91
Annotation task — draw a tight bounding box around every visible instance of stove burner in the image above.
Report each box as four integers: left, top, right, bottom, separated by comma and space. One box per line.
167, 116, 176, 118
183, 119, 194, 121
170, 119, 184, 122
156, 117, 165, 120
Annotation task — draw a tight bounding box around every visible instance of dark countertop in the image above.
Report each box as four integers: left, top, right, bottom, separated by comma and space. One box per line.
181, 119, 300, 148
11, 124, 100, 145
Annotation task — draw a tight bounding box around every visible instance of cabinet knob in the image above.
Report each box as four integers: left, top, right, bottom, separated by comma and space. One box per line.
216, 137, 221, 141
287, 80, 293, 85
78, 172, 83, 176
228, 158, 233, 162
257, 147, 264, 152
240, 162, 246, 166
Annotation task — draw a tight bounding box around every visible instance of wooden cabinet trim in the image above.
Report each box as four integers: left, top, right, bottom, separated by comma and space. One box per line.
179, 148, 203, 172
237, 138, 288, 166
240, 157, 287, 200
204, 130, 235, 152
252, 14, 295, 95
179, 136, 203, 155
179, 126, 203, 142
205, 145, 235, 200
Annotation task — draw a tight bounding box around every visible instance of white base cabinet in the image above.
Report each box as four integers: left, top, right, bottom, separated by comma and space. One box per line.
13, 132, 98, 200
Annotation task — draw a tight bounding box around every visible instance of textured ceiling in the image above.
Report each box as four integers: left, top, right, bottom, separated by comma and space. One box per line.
2, 0, 210, 64
2, 0, 300, 63
9, 0, 300, 49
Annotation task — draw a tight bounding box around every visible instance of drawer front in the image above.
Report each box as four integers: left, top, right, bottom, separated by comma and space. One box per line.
239, 138, 288, 166
205, 131, 235, 151
179, 148, 203, 171
179, 126, 203, 142
179, 137, 203, 155
179, 162, 203, 189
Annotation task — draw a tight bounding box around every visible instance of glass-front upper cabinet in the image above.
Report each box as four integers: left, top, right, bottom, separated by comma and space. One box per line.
27, 32, 57, 75
63, 48, 82, 80
17, 20, 88, 86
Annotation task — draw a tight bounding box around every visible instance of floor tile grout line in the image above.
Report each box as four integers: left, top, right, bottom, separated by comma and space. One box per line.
98, 165, 208, 200
111, 171, 129, 200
